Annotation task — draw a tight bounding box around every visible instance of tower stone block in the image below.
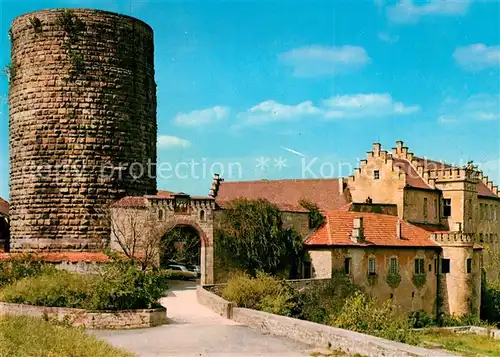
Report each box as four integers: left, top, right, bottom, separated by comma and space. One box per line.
9, 9, 157, 251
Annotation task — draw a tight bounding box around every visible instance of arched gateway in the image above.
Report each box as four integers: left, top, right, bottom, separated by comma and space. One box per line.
110, 192, 215, 285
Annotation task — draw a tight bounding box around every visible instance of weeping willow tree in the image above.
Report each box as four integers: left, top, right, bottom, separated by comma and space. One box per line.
215, 198, 303, 277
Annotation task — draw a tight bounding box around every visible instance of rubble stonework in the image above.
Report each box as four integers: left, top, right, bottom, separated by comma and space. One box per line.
9, 9, 157, 251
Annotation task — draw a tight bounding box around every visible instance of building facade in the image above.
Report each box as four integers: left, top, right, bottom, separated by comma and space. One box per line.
212, 140, 498, 317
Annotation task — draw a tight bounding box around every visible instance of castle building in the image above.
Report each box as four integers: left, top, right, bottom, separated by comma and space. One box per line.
213, 140, 500, 317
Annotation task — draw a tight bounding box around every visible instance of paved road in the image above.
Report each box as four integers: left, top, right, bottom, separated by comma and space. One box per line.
91, 280, 312, 357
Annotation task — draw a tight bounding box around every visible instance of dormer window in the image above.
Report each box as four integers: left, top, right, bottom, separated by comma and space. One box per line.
374, 170, 380, 180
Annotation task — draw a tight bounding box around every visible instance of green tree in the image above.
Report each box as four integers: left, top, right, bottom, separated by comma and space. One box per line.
215, 199, 303, 276
298, 199, 325, 230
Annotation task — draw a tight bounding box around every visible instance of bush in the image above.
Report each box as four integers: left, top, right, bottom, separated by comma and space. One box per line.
222, 272, 301, 316
0, 254, 54, 287
481, 280, 500, 324
0, 270, 94, 309
331, 291, 418, 344
297, 270, 360, 324
91, 261, 169, 310
409, 310, 435, 328
0, 261, 169, 311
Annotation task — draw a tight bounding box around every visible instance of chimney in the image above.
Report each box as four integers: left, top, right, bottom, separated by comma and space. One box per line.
396, 219, 402, 239
351, 217, 364, 243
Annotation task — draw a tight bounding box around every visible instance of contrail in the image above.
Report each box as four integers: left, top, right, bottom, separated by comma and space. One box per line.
281, 146, 306, 157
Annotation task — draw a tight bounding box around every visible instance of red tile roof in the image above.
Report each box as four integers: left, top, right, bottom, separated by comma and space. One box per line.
305, 211, 439, 248
0, 198, 8, 216
393, 158, 433, 190
216, 178, 348, 212
477, 182, 498, 199
0, 252, 110, 262
156, 190, 175, 198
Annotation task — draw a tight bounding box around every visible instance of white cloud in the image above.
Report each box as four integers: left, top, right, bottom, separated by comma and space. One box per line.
157, 135, 191, 149
387, 0, 471, 24
279, 45, 370, 78
239, 93, 419, 125
322, 93, 420, 119
241, 100, 321, 125
378, 32, 400, 43
174, 106, 229, 126
453, 44, 500, 71
438, 93, 500, 124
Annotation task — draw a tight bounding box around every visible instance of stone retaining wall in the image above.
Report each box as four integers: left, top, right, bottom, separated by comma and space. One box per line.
0, 302, 166, 329
415, 325, 500, 340
196, 286, 234, 319
197, 286, 457, 357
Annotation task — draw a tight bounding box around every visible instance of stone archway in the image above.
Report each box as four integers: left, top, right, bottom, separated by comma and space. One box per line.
158, 218, 213, 285
111, 192, 215, 285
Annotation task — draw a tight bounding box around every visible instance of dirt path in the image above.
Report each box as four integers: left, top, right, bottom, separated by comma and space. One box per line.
91, 280, 311, 357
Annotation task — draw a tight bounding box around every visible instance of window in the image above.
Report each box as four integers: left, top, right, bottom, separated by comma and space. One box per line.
479, 233, 484, 243
199, 209, 205, 221
466, 258, 472, 274
389, 257, 399, 275
443, 199, 451, 217
468, 199, 473, 220
368, 257, 376, 275
441, 259, 450, 274
423, 198, 428, 219
415, 258, 425, 275
158, 209, 164, 220
374, 170, 380, 180
344, 257, 351, 275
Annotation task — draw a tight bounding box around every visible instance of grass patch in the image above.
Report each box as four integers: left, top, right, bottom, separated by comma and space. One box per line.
0, 315, 135, 357
418, 329, 500, 356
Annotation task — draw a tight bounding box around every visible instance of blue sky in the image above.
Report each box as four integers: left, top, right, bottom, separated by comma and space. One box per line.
0, 0, 499, 198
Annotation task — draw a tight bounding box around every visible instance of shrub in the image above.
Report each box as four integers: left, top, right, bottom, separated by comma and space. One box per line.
331, 291, 418, 344
0, 261, 169, 311
409, 310, 434, 328
0, 270, 94, 308
91, 261, 169, 310
481, 280, 500, 324
297, 270, 360, 323
0, 253, 54, 287
222, 272, 301, 315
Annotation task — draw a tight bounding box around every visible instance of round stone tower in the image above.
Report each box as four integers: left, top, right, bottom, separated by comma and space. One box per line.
9, 9, 157, 251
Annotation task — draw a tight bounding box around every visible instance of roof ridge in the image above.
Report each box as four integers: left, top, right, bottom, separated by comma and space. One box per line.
220, 178, 342, 184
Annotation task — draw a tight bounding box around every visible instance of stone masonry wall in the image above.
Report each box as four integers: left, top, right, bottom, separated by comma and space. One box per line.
0, 301, 166, 329
9, 9, 157, 251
